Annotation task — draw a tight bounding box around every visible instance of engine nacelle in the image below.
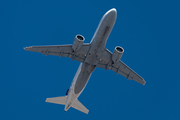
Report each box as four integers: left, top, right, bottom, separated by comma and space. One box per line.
72, 35, 85, 52
112, 46, 124, 64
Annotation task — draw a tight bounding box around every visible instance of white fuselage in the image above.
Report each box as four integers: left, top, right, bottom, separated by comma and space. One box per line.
65, 8, 117, 111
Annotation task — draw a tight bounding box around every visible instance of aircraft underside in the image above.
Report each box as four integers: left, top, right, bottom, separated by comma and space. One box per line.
24, 8, 145, 114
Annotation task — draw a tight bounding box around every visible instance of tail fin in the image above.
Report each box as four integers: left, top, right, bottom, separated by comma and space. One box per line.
45, 96, 67, 105
71, 99, 89, 114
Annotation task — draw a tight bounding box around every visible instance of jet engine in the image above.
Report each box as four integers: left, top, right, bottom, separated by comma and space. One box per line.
72, 35, 85, 52
112, 46, 124, 64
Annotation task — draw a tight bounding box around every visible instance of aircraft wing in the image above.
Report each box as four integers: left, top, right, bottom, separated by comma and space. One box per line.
24, 44, 90, 63
97, 49, 146, 85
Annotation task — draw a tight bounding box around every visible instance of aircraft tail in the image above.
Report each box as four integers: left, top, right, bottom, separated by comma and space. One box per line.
45, 96, 67, 105
45, 96, 89, 114
71, 99, 89, 114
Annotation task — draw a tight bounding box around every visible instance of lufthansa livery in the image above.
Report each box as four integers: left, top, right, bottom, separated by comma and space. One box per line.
24, 8, 146, 114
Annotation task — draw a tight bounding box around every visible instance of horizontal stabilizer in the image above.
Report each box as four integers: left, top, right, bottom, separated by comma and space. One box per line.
72, 99, 89, 114
45, 96, 67, 105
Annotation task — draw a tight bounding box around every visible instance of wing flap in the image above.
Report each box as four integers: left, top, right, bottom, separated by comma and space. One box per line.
41, 51, 85, 63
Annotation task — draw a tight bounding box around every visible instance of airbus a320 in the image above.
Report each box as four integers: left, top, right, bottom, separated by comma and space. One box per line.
24, 8, 146, 114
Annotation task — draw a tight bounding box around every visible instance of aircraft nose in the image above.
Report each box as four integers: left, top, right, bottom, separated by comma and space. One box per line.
105, 8, 117, 19
111, 8, 117, 13
110, 8, 117, 16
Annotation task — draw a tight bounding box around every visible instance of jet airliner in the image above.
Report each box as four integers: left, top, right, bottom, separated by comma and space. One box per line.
24, 8, 146, 114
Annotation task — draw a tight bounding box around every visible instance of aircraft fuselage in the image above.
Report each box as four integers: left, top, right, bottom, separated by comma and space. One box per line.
65, 8, 117, 111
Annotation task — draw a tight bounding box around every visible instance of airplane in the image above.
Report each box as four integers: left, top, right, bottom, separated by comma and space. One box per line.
24, 8, 146, 114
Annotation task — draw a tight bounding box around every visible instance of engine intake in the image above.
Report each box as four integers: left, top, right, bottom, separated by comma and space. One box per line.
112, 46, 124, 64
72, 35, 85, 52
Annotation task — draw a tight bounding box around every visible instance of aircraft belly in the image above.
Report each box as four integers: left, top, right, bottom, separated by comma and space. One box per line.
85, 11, 116, 65
74, 63, 96, 94
74, 71, 91, 94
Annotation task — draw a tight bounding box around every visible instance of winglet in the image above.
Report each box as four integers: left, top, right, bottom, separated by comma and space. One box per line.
143, 79, 146, 85
23, 46, 32, 51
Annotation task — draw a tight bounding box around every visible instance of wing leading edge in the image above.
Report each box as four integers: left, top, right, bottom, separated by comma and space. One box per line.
97, 49, 146, 85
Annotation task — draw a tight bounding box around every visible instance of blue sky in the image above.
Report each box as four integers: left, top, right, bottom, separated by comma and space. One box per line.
0, 0, 180, 119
